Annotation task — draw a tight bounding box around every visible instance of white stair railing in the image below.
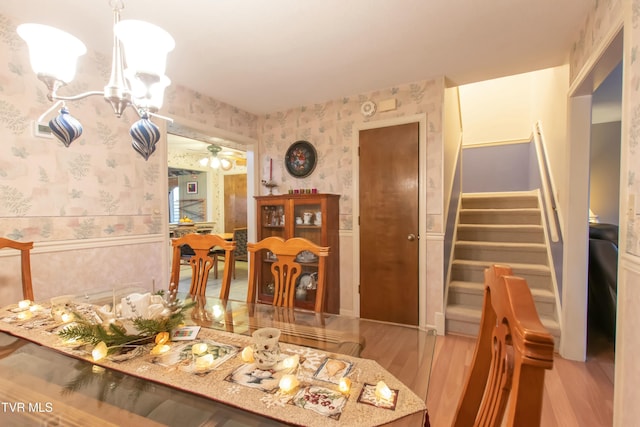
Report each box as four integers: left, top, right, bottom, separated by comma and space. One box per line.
533, 121, 563, 242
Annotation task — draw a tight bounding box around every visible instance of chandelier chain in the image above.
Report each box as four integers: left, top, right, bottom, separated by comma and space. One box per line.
109, 0, 125, 12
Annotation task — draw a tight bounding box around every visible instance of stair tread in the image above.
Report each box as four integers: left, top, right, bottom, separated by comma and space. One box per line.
462, 191, 538, 199
449, 280, 555, 298
457, 224, 543, 230
455, 240, 546, 249
451, 259, 551, 272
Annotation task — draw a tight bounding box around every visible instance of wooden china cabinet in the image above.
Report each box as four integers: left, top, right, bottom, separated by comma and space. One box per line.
254, 193, 340, 313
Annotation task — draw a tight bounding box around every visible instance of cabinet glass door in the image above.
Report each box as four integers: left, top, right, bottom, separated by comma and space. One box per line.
259, 203, 286, 239
292, 201, 322, 242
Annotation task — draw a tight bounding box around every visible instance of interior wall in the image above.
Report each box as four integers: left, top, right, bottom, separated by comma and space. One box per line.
258, 80, 445, 320
0, 9, 258, 304
458, 72, 534, 145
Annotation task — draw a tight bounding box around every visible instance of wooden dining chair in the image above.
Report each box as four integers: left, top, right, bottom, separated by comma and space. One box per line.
246, 236, 329, 312
169, 234, 236, 299
0, 238, 35, 301
452, 264, 555, 427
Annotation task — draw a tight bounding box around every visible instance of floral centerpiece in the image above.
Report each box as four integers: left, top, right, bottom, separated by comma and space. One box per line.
58, 289, 194, 360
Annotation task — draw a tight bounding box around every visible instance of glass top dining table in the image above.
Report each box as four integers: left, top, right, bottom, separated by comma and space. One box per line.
0, 292, 437, 426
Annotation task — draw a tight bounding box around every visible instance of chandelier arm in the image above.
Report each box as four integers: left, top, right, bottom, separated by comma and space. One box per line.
145, 111, 174, 123
37, 99, 65, 123
50, 91, 106, 102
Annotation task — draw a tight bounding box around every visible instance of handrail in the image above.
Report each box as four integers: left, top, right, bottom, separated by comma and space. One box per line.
533, 121, 561, 242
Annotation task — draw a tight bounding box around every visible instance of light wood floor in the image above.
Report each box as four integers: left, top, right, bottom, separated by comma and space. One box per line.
425, 331, 615, 427
178, 262, 615, 426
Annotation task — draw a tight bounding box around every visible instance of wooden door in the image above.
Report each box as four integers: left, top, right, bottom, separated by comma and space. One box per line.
359, 122, 419, 325
224, 174, 247, 231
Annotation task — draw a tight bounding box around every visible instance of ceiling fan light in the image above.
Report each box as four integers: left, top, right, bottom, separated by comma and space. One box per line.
199, 157, 209, 167
210, 156, 221, 169
17, 23, 87, 84
220, 158, 233, 171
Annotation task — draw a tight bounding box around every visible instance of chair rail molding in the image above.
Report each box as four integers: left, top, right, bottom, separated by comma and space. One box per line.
0, 234, 165, 257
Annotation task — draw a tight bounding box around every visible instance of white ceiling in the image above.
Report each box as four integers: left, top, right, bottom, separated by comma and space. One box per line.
4, 0, 592, 115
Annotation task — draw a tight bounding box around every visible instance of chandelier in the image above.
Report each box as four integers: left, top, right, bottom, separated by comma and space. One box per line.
17, 0, 175, 160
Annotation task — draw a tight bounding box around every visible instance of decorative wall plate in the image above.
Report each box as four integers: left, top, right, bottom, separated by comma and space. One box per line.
285, 140, 317, 178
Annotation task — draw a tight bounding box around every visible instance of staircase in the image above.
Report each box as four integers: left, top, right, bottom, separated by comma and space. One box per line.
445, 191, 561, 348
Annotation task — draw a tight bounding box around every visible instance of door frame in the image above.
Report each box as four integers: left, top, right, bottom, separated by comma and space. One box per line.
564, 26, 623, 361
352, 114, 428, 328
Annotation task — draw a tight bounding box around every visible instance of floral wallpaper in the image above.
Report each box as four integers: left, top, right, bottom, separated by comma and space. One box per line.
570, 0, 622, 83
0, 11, 256, 243
258, 79, 444, 233
626, 0, 640, 257
570, 0, 640, 257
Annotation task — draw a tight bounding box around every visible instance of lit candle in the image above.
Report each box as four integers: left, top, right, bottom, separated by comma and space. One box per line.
155, 331, 170, 345
375, 381, 393, 401
279, 374, 299, 393
192, 342, 208, 356
92, 342, 108, 361
18, 299, 31, 310
29, 304, 43, 313
195, 353, 214, 370
338, 377, 352, 394
241, 346, 254, 363
61, 312, 73, 323
282, 354, 300, 370
150, 344, 171, 355
17, 310, 33, 321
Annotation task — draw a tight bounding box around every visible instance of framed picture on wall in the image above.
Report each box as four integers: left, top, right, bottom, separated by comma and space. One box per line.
187, 182, 198, 194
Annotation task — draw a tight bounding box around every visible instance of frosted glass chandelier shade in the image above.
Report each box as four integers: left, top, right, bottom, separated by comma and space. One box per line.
115, 20, 175, 78
126, 70, 171, 111
17, 23, 87, 84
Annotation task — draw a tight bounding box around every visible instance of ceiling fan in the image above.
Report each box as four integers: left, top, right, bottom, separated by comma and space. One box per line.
199, 144, 246, 171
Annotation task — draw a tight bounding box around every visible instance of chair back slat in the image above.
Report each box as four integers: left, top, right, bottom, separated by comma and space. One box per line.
170, 234, 236, 299
452, 264, 554, 427
0, 238, 34, 301
247, 237, 329, 312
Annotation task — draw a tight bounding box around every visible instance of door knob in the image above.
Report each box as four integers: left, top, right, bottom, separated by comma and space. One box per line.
407, 234, 416, 241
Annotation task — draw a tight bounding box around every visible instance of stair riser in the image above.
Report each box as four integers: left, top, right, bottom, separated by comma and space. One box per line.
459, 211, 541, 225
448, 289, 557, 316
462, 197, 538, 210
456, 228, 545, 244
451, 264, 552, 289
447, 290, 484, 307
446, 316, 561, 351
445, 318, 480, 337
454, 246, 548, 265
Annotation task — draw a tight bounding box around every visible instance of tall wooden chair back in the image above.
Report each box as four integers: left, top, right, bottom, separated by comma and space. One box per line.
0, 238, 34, 301
170, 234, 236, 299
246, 237, 329, 312
452, 264, 554, 427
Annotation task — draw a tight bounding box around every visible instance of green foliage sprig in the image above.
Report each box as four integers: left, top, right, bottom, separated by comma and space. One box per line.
58, 300, 196, 353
